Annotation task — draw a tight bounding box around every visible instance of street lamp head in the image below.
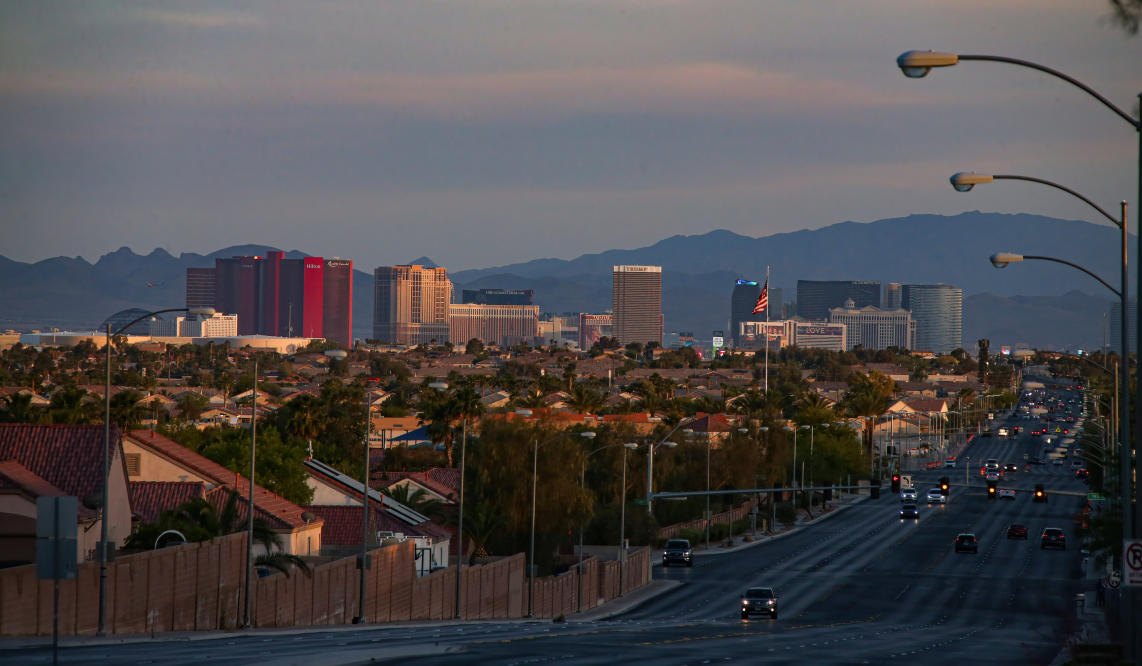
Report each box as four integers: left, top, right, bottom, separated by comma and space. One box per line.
759, 426, 768, 432
661, 441, 677, 448
990, 252, 1024, 268
623, 442, 638, 450
737, 427, 749, 433
950, 171, 993, 192
429, 381, 449, 390
580, 431, 597, 439
896, 50, 958, 78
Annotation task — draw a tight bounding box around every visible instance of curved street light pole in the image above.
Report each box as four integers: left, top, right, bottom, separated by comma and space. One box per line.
957, 172, 1130, 581
99, 306, 202, 636
896, 60, 1140, 634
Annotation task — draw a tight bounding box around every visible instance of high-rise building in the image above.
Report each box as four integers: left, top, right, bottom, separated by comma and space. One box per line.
1109, 299, 1137, 352
186, 252, 352, 344
730, 279, 763, 347
578, 314, 613, 350
373, 265, 452, 345
796, 280, 881, 320
884, 283, 902, 310
322, 259, 354, 347
829, 299, 915, 350
901, 284, 963, 354
214, 256, 260, 335
185, 268, 216, 309
450, 304, 539, 347
612, 265, 662, 346
461, 288, 534, 305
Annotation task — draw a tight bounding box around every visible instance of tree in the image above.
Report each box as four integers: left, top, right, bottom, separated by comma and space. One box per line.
125, 490, 310, 577
465, 338, 485, 357
567, 384, 604, 415
1109, 0, 1141, 34
110, 389, 147, 432
48, 387, 100, 425
0, 392, 42, 423
382, 484, 444, 520
176, 392, 210, 421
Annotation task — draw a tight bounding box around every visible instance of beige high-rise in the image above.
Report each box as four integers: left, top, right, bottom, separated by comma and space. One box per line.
373, 265, 452, 345
612, 265, 662, 346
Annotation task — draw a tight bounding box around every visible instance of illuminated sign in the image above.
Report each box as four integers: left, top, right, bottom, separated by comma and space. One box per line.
735, 279, 759, 286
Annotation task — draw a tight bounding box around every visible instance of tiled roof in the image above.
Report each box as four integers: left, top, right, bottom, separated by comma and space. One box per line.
0, 424, 115, 512
683, 413, 736, 433
128, 480, 205, 523
126, 429, 316, 531
304, 505, 436, 546
0, 460, 93, 515
204, 486, 307, 532
376, 468, 458, 500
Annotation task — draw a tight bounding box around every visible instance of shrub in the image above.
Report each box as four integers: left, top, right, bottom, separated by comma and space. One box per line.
775, 502, 796, 527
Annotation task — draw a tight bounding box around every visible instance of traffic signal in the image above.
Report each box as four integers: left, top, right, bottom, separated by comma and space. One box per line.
987, 481, 997, 500
939, 477, 950, 496
891, 475, 901, 493
1033, 483, 1047, 503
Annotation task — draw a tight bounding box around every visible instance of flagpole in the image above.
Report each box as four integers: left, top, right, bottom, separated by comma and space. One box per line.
764, 265, 769, 394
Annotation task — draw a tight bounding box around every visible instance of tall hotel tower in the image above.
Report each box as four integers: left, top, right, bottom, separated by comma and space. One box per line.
612, 265, 663, 347
901, 284, 963, 354
373, 264, 452, 345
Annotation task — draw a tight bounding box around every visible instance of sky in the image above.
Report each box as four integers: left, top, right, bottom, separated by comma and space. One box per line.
2, 1, 1140, 272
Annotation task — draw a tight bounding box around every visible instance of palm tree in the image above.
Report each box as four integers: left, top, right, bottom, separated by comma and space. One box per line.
48, 386, 100, 425
381, 484, 444, 520
110, 389, 146, 432
125, 490, 310, 577
1, 391, 42, 423
567, 384, 604, 415
459, 503, 506, 566
419, 388, 459, 466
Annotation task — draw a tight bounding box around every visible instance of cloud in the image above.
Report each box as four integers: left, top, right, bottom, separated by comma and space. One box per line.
128, 9, 264, 31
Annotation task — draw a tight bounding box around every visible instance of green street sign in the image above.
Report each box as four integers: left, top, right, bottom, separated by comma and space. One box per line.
1087, 493, 1106, 501
633, 499, 648, 506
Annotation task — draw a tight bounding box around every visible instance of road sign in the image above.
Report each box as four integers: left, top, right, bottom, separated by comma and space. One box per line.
36, 496, 77, 581
1086, 493, 1105, 501
1125, 540, 1142, 587
633, 499, 648, 506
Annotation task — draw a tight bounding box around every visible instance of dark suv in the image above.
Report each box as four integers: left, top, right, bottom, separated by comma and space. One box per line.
954, 533, 979, 553
663, 539, 693, 567
1040, 528, 1066, 550
740, 587, 778, 619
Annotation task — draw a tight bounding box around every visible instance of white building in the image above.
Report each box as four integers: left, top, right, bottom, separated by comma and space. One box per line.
150, 312, 239, 338
829, 300, 916, 351
902, 284, 963, 354
737, 320, 846, 351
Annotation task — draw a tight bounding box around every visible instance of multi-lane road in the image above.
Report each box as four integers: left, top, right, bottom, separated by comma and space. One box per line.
6, 386, 1093, 665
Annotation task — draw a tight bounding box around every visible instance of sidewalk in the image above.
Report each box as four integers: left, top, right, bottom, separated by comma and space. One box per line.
570, 491, 871, 622
1048, 551, 1117, 665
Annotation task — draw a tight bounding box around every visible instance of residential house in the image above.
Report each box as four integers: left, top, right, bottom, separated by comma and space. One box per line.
0, 424, 131, 565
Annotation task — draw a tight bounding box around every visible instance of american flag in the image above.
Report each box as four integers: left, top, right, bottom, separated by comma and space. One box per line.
752, 279, 768, 314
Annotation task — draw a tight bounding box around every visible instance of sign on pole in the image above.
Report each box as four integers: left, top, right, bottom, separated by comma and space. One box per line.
1124, 539, 1142, 587
36, 496, 77, 581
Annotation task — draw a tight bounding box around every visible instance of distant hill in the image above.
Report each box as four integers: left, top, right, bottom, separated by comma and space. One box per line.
0, 212, 1125, 350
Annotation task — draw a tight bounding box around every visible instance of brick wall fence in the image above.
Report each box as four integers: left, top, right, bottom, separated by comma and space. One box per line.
656, 496, 760, 540
0, 533, 652, 635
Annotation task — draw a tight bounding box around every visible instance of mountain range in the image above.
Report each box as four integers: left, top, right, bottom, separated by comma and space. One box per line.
0, 212, 1128, 351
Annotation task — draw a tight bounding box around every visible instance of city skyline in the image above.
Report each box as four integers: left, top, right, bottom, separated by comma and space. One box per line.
3, 3, 1139, 272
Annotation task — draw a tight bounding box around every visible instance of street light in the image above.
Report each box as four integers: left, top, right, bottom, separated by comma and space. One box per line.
529, 430, 594, 618
576, 441, 638, 610
955, 171, 1130, 561
896, 55, 1140, 658
426, 381, 467, 620
645, 416, 697, 514
98, 306, 212, 636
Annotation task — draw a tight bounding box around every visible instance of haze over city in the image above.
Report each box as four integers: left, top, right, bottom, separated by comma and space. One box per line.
3, 1, 1140, 271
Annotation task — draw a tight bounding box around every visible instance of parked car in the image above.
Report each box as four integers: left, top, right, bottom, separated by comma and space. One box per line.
663, 539, 693, 567
740, 587, 779, 619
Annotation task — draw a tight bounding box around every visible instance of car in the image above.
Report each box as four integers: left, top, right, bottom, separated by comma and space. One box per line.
943, 458, 957, 468
1075, 468, 1090, 480
1007, 524, 1028, 539
1071, 459, 1084, 469
997, 489, 1016, 500
662, 539, 693, 567
985, 459, 1000, 470
900, 504, 919, 519
954, 533, 979, 553
926, 488, 946, 504
996, 427, 1009, 437
740, 586, 779, 619
1040, 528, 1066, 550
1027, 457, 1045, 465
900, 487, 917, 502
984, 471, 1001, 482
1072, 448, 1083, 457
1002, 463, 1018, 474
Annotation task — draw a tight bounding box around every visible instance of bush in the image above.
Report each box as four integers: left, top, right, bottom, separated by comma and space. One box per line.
730, 517, 751, 535
678, 528, 704, 544
709, 523, 730, 541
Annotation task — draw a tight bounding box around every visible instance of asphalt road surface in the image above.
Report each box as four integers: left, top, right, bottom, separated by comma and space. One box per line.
6, 387, 1091, 665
